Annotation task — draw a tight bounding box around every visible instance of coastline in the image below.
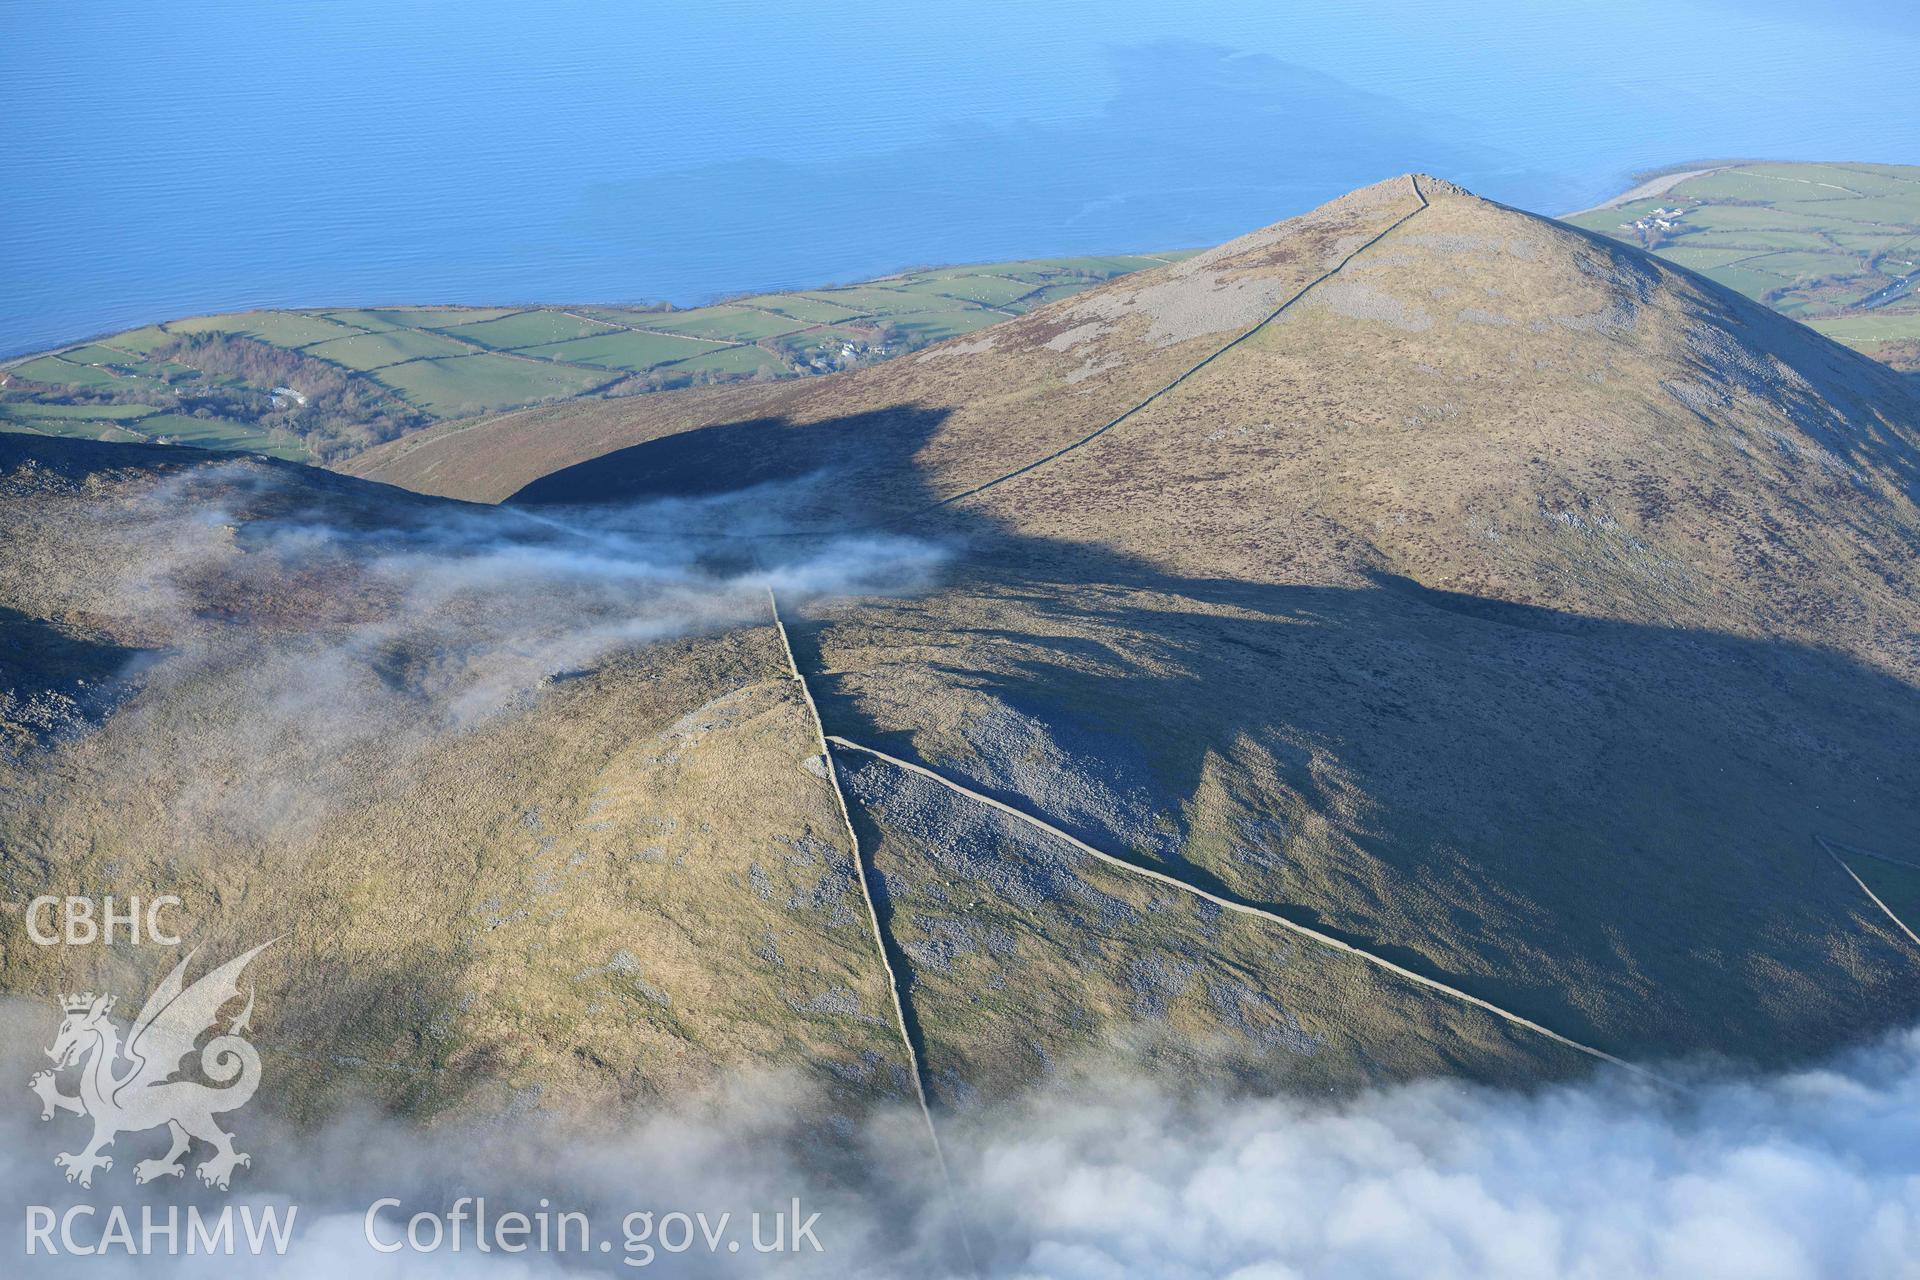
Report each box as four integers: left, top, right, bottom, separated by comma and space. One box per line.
1559, 166, 1728, 218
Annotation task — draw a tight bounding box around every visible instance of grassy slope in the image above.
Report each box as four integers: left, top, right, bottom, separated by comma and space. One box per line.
7, 176, 1920, 1121
0, 434, 1599, 1118
1563, 161, 1920, 369
0, 439, 914, 1121
487, 175, 1920, 1072
0, 254, 1193, 464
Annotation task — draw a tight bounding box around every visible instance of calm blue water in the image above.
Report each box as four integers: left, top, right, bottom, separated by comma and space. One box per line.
3, 0, 1914, 357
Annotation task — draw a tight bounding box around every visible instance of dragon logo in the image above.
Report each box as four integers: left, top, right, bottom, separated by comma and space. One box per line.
28, 942, 273, 1190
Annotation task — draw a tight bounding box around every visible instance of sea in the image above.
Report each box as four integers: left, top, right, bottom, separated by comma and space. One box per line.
2, 0, 1913, 356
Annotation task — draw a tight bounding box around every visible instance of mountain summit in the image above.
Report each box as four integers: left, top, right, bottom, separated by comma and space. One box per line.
368, 173, 1920, 674
8, 175, 1920, 1119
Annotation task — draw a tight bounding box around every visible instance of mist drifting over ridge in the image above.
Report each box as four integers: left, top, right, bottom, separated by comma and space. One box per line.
109, 462, 951, 723
2, 457, 947, 795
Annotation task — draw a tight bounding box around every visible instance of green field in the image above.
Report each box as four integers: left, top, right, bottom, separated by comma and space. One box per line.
666, 345, 788, 378
0, 400, 160, 421
2, 249, 1199, 461
0, 397, 306, 460
166, 310, 366, 347
790, 286, 955, 315
100, 325, 180, 356
9, 356, 143, 388
638, 305, 806, 341
886, 274, 1034, 307
1566, 162, 1920, 369
57, 343, 147, 366
370, 354, 618, 417
326, 307, 520, 332
302, 328, 477, 370
730, 294, 865, 324
130, 413, 305, 458
437, 310, 615, 349
1802, 312, 1920, 344
524, 330, 729, 372
892, 309, 1005, 342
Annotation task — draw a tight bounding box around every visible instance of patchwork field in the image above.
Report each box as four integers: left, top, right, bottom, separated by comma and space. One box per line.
0, 253, 1190, 463
1565, 162, 1920, 369
14, 161, 1912, 468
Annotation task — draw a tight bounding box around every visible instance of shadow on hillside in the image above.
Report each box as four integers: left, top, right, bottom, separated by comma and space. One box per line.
511, 406, 949, 517
0, 432, 189, 484
499, 401, 1920, 1071
0, 605, 151, 755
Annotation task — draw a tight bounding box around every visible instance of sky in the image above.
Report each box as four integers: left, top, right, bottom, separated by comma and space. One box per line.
2, 0, 1915, 352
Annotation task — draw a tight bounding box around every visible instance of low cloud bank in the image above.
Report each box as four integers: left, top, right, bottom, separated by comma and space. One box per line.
949, 1038, 1920, 1280
116, 464, 949, 726
30, 463, 950, 839
5, 1020, 1920, 1277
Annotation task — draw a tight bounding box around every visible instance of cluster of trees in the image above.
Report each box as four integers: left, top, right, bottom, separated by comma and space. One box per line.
152, 334, 426, 460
